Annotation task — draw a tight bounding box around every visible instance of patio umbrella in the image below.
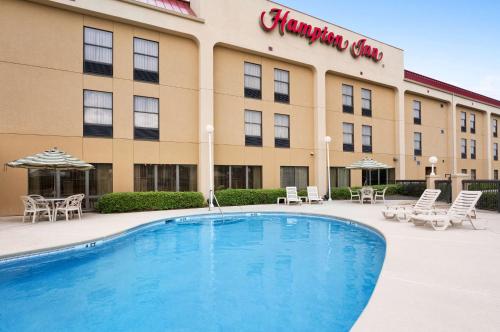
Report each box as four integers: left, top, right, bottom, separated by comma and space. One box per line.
346, 157, 390, 186
5, 147, 94, 197
346, 157, 390, 170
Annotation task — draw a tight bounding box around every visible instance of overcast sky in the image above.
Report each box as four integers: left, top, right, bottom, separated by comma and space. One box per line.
277, 0, 500, 99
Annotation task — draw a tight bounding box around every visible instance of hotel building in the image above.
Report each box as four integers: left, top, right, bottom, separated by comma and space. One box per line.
1, 0, 499, 215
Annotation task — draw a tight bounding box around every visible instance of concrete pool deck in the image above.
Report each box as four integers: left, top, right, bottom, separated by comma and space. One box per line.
0, 201, 499, 331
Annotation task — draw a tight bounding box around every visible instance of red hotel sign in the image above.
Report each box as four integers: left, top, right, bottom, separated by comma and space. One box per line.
260, 8, 384, 63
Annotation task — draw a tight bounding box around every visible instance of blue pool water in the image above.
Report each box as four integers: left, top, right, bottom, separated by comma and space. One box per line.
0, 213, 385, 332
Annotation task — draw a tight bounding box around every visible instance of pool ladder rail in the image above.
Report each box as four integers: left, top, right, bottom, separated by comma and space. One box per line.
209, 190, 224, 220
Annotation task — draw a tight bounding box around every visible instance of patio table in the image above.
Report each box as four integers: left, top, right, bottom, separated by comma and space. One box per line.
41, 198, 66, 221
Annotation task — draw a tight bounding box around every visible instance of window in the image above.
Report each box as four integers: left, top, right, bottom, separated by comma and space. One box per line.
494, 143, 498, 161
470, 113, 476, 134
460, 112, 467, 132
84, 27, 113, 76
134, 96, 159, 140
362, 169, 396, 186
83, 90, 113, 137
470, 139, 476, 159
362, 125, 372, 153
414, 132, 422, 156
361, 89, 372, 117
330, 167, 351, 187
494, 170, 498, 180
28, 164, 112, 210
280, 166, 308, 189
461, 138, 467, 159
244, 110, 262, 146
274, 69, 290, 103
413, 100, 421, 125
244, 62, 262, 99
471, 169, 477, 180
214, 165, 262, 190
461, 169, 467, 174
343, 122, 354, 152
134, 37, 159, 83
493, 119, 498, 137
274, 114, 290, 148
342, 84, 354, 113
134, 164, 197, 192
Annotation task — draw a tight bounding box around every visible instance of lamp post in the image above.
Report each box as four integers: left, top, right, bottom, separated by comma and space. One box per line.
206, 124, 215, 209
324, 136, 332, 201
429, 156, 438, 176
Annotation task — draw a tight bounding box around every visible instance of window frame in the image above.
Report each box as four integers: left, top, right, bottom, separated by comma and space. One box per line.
214, 165, 263, 190
279, 166, 309, 189
133, 95, 160, 141
244, 62, 262, 99
83, 89, 113, 138
361, 88, 372, 117
470, 139, 476, 159
470, 113, 476, 134
413, 100, 422, 125
274, 68, 290, 104
274, 113, 290, 148
413, 132, 422, 156
83, 26, 113, 76
134, 164, 197, 192
244, 110, 263, 147
342, 122, 354, 152
133, 37, 159, 84
461, 138, 467, 159
493, 119, 498, 137
460, 112, 467, 132
494, 143, 498, 161
342, 84, 354, 114
362, 125, 372, 153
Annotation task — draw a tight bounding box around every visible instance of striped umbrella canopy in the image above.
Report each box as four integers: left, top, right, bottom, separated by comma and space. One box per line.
346, 157, 390, 170
6, 147, 94, 171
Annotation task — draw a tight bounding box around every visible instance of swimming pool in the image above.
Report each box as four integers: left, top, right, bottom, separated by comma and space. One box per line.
0, 213, 385, 332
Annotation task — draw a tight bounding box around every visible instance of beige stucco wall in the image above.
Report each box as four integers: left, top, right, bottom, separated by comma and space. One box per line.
0, 0, 199, 215
325, 73, 396, 186
404, 93, 452, 179
456, 106, 488, 177
213, 46, 315, 188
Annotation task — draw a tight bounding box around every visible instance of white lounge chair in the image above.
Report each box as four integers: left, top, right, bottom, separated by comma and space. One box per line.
21, 196, 52, 223
374, 187, 388, 204
410, 191, 482, 231
382, 189, 441, 221
349, 188, 360, 202
54, 194, 85, 221
307, 186, 323, 204
286, 187, 302, 205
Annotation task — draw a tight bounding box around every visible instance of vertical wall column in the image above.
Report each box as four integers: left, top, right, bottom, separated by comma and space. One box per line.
395, 89, 406, 179
486, 111, 493, 178
313, 67, 327, 195
451, 98, 458, 174
198, 40, 215, 198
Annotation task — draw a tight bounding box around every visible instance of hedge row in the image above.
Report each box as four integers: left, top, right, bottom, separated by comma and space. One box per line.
215, 184, 403, 207
97, 192, 205, 214
476, 192, 500, 212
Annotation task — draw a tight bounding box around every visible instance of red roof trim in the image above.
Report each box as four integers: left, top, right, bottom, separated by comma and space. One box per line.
134, 0, 196, 17
404, 70, 500, 108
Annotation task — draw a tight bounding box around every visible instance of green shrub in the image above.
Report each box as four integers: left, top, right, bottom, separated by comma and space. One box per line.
97, 192, 205, 213
215, 189, 287, 206
397, 182, 426, 197
477, 192, 499, 211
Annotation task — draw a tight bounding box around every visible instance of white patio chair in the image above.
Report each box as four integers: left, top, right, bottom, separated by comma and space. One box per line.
348, 188, 360, 202
382, 189, 441, 221
307, 186, 323, 204
360, 187, 374, 204
20, 196, 52, 223
285, 187, 302, 205
374, 187, 388, 204
410, 191, 482, 231
54, 194, 85, 221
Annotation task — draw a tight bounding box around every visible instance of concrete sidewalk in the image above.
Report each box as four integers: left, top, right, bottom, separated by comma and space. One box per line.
1, 201, 499, 331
